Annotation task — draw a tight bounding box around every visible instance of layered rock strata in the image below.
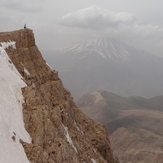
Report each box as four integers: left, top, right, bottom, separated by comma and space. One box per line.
0, 29, 118, 163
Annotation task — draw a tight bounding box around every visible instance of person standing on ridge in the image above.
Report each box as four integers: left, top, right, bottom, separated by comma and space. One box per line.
24, 24, 26, 29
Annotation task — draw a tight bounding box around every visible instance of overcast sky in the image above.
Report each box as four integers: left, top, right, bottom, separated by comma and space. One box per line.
1, 0, 163, 56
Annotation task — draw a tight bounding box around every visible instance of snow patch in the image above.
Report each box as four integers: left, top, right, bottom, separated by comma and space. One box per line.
74, 120, 80, 131
91, 158, 97, 163
20, 62, 30, 76
76, 126, 80, 131
24, 68, 30, 75
0, 41, 22, 77
94, 49, 107, 60
0, 41, 31, 163
62, 124, 78, 153
0, 41, 16, 49
32, 83, 36, 88
74, 121, 84, 134
46, 62, 53, 70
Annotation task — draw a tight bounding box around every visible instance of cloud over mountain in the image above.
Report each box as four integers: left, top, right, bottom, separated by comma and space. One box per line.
60, 5, 136, 30
60, 5, 163, 41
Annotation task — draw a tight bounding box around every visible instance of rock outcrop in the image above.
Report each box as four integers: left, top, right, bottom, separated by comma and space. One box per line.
0, 29, 119, 163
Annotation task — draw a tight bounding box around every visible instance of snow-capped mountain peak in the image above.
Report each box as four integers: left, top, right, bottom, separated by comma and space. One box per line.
54, 38, 148, 62
44, 36, 163, 100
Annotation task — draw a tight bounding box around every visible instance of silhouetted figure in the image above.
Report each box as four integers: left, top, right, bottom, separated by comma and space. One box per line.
24, 24, 26, 29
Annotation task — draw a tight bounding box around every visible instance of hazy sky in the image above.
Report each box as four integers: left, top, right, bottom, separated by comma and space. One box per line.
1, 0, 163, 56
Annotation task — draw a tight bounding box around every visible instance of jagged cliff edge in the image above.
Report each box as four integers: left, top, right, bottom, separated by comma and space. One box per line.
0, 29, 119, 163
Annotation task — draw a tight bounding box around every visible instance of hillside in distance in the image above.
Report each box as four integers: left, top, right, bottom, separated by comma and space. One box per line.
76, 90, 163, 163
43, 38, 163, 100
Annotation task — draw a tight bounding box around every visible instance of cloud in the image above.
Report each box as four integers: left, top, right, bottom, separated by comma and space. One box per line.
0, 0, 46, 32
59, 5, 163, 42
60, 5, 136, 30
4, 3, 41, 13
1, 0, 44, 13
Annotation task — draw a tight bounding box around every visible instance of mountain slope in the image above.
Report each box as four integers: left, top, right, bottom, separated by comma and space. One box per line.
0, 29, 119, 163
44, 38, 163, 99
76, 90, 163, 163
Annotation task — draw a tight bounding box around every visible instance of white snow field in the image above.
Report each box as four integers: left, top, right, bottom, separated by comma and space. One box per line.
0, 42, 31, 163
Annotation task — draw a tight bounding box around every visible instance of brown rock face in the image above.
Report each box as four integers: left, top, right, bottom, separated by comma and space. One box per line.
0, 29, 119, 163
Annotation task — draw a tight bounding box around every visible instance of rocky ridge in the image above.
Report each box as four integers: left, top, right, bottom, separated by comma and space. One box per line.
0, 29, 118, 163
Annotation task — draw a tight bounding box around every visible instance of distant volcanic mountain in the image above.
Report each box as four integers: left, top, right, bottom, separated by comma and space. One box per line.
44, 38, 163, 99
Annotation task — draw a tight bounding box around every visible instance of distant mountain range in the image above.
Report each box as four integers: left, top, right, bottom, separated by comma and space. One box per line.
43, 38, 163, 99
76, 90, 163, 163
